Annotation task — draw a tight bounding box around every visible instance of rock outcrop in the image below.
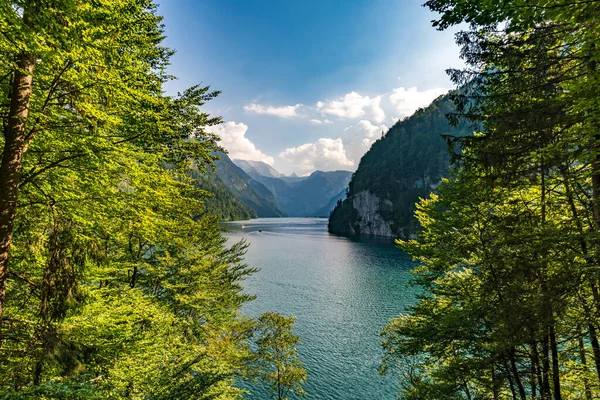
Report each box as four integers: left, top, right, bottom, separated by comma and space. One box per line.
349, 191, 393, 237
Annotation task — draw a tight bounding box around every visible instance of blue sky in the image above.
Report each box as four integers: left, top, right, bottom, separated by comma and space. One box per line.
158, 0, 463, 175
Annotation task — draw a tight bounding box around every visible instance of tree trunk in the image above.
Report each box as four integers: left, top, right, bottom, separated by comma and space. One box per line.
540, 162, 552, 400
533, 342, 545, 400
561, 164, 600, 384
549, 322, 561, 400
588, 323, 600, 383
542, 333, 551, 400
530, 345, 537, 399
510, 348, 527, 400
0, 49, 35, 321
492, 363, 500, 400
505, 363, 518, 400
577, 327, 593, 400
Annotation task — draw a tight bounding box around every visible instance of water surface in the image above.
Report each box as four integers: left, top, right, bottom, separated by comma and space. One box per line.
223, 218, 418, 399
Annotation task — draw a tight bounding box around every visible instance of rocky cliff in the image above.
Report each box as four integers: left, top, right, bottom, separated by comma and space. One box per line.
350, 191, 394, 237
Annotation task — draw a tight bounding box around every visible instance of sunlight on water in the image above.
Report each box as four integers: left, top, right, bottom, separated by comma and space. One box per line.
223, 218, 419, 400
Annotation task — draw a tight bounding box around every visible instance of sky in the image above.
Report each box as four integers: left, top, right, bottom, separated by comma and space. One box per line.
157, 0, 464, 175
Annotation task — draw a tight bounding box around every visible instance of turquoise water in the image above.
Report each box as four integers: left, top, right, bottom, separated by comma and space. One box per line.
223, 218, 418, 400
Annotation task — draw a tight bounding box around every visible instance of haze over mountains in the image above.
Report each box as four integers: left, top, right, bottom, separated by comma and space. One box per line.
233, 159, 284, 179
206, 91, 473, 233
235, 159, 352, 217
205, 154, 352, 219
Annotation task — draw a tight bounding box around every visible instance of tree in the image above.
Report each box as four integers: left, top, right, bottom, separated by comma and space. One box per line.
253, 313, 307, 400
381, 1, 600, 399
0, 1, 296, 398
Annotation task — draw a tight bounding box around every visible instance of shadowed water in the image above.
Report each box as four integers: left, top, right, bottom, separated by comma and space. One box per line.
223, 218, 418, 400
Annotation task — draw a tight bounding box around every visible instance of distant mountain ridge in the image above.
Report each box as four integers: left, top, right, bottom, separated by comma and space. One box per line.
233, 160, 352, 217
233, 159, 283, 178
200, 154, 352, 220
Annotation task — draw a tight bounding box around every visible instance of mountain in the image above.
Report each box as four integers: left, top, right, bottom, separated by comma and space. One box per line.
235, 166, 353, 217
278, 174, 307, 184
314, 188, 347, 217
233, 159, 283, 178
189, 166, 257, 221
328, 93, 472, 238
288, 170, 352, 217
214, 153, 287, 217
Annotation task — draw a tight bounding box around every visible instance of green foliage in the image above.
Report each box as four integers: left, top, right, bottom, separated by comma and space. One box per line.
381, 1, 600, 399
0, 1, 302, 398
189, 162, 257, 221
251, 313, 307, 400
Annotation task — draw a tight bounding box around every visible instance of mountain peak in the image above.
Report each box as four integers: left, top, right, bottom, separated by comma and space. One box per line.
233, 159, 283, 178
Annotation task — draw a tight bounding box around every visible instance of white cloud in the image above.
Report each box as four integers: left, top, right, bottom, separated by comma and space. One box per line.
316, 92, 385, 123
389, 86, 447, 120
309, 118, 333, 125
279, 138, 354, 173
276, 120, 387, 173
205, 121, 274, 165
342, 120, 388, 164
233, 86, 450, 174
244, 103, 302, 118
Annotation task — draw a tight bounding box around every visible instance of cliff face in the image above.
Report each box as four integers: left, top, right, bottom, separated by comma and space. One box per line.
328, 92, 472, 238
350, 191, 393, 237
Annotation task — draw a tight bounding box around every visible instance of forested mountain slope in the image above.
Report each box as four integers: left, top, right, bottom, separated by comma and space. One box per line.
214, 153, 287, 217
328, 93, 471, 238
188, 165, 257, 221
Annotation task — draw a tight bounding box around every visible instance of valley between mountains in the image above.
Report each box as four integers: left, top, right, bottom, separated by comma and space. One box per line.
209, 91, 472, 240
202, 153, 352, 220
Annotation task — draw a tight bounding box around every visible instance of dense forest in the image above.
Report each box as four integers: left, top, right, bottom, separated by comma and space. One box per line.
3, 0, 600, 399
380, 1, 600, 399
188, 163, 257, 221
328, 94, 471, 238
0, 1, 305, 399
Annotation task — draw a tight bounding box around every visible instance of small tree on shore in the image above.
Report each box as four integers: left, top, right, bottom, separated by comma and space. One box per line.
254, 312, 307, 400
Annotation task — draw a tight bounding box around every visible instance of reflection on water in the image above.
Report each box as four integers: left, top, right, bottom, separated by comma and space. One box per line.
223, 218, 418, 400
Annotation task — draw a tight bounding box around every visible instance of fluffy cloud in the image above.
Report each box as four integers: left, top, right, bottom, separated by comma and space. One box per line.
243, 87, 447, 126
389, 87, 448, 120
205, 121, 274, 165
230, 86, 450, 174
279, 138, 354, 173
316, 92, 385, 123
342, 120, 388, 164
244, 103, 301, 118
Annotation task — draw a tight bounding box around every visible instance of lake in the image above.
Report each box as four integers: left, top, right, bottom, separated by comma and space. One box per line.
223, 218, 418, 400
